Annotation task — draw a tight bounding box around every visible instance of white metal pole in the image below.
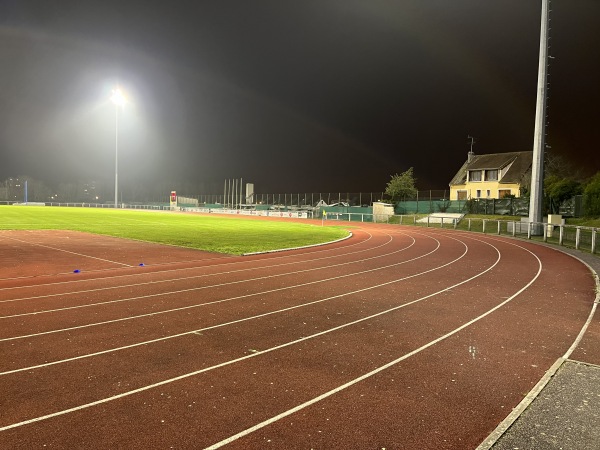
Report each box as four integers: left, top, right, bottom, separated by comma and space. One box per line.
529, 0, 549, 225
114, 104, 118, 208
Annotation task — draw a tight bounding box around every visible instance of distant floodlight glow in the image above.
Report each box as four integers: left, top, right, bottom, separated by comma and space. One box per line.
111, 88, 125, 106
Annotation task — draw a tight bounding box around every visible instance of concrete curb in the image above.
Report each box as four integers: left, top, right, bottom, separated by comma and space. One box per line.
242, 232, 353, 256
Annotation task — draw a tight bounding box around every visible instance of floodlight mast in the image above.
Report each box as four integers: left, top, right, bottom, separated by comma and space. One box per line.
529, 0, 549, 225
110, 88, 125, 208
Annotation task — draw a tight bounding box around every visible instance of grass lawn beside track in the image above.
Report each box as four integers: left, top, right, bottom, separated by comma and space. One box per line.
0, 206, 349, 255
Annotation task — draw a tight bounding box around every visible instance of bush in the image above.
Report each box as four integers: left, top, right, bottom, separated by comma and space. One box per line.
583, 172, 600, 217
545, 175, 583, 214
437, 200, 450, 213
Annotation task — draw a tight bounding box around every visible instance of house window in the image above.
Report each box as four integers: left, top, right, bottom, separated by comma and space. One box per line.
476, 190, 481, 198
486, 169, 498, 181
469, 170, 482, 182
457, 190, 467, 200
486, 190, 491, 198
499, 189, 512, 198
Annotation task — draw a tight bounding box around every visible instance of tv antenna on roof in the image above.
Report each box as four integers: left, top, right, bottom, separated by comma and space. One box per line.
467, 135, 476, 152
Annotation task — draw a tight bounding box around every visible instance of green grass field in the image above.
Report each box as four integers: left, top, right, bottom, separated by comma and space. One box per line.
0, 206, 349, 254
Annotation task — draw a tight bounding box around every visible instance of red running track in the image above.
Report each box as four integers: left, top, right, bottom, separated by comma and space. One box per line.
0, 223, 596, 449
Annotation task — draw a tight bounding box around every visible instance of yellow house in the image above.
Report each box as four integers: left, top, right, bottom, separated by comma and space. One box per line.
449, 151, 532, 200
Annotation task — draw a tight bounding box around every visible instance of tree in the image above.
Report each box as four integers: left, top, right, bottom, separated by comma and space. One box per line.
583, 172, 600, 217
544, 150, 582, 180
544, 175, 583, 214
385, 168, 417, 202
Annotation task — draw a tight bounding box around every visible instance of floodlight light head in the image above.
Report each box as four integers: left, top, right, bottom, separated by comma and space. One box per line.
111, 88, 125, 106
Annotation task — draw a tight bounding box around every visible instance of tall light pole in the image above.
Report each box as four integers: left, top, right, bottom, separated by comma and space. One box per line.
111, 88, 125, 208
529, 0, 550, 225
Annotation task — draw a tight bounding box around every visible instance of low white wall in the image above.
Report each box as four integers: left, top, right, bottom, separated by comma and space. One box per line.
372, 202, 394, 223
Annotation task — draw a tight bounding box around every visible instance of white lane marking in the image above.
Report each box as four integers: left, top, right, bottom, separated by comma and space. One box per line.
0, 230, 373, 289
204, 245, 539, 449
0, 235, 505, 431
473, 233, 600, 361
0, 234, 133, 267
0, 239, 415, 320
0, 232, 463, 372
0, 233, 437, 340
0, 236, 400, 308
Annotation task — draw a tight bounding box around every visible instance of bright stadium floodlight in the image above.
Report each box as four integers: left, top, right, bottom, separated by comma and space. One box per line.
110, 88, 126, 208
111, 88, 125, 107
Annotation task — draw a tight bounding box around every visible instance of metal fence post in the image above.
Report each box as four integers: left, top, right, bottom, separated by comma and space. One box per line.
527, 222, 532, 239
497, 220, 501, 235
575, 227, 581, 250
483, 219, 486, 233
559, 225, 564, 245
468, 219, 471, 231
512, 221, 516, 237
427, 216, 430, 227
453, 218, 457, 229
592, 229, 597, 254
440, 217, 444, 228
543, 223, 548, 242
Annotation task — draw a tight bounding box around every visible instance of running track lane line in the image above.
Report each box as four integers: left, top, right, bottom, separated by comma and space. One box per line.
0, 228, 367, 285
0, 233, 133, 267
0, 236, 511, 432
0, 235, 453, 373
0, 233, 405, 309
0, 233, 444, 341
203, 242, 537, 449
0, 234, 468, 374
0, 230, 374, 291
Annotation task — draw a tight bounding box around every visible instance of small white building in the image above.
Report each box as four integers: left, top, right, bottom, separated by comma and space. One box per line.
373, 202, 394, 223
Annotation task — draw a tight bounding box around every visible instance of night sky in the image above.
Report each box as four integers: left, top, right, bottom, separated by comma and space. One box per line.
1, 0, 599, 194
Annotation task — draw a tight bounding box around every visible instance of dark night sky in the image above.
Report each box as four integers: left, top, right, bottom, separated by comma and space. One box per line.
1, 0, 599, 194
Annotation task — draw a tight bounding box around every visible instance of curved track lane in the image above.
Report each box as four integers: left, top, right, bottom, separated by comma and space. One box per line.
0, 223, 596, 449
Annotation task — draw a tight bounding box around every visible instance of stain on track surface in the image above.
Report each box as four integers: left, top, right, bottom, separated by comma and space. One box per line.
0, 223, 596, 449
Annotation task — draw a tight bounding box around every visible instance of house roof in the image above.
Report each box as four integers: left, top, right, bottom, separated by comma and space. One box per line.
449, 151, 533, 186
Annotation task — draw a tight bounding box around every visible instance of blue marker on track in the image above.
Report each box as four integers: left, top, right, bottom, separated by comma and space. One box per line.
73, 269, 80, 273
